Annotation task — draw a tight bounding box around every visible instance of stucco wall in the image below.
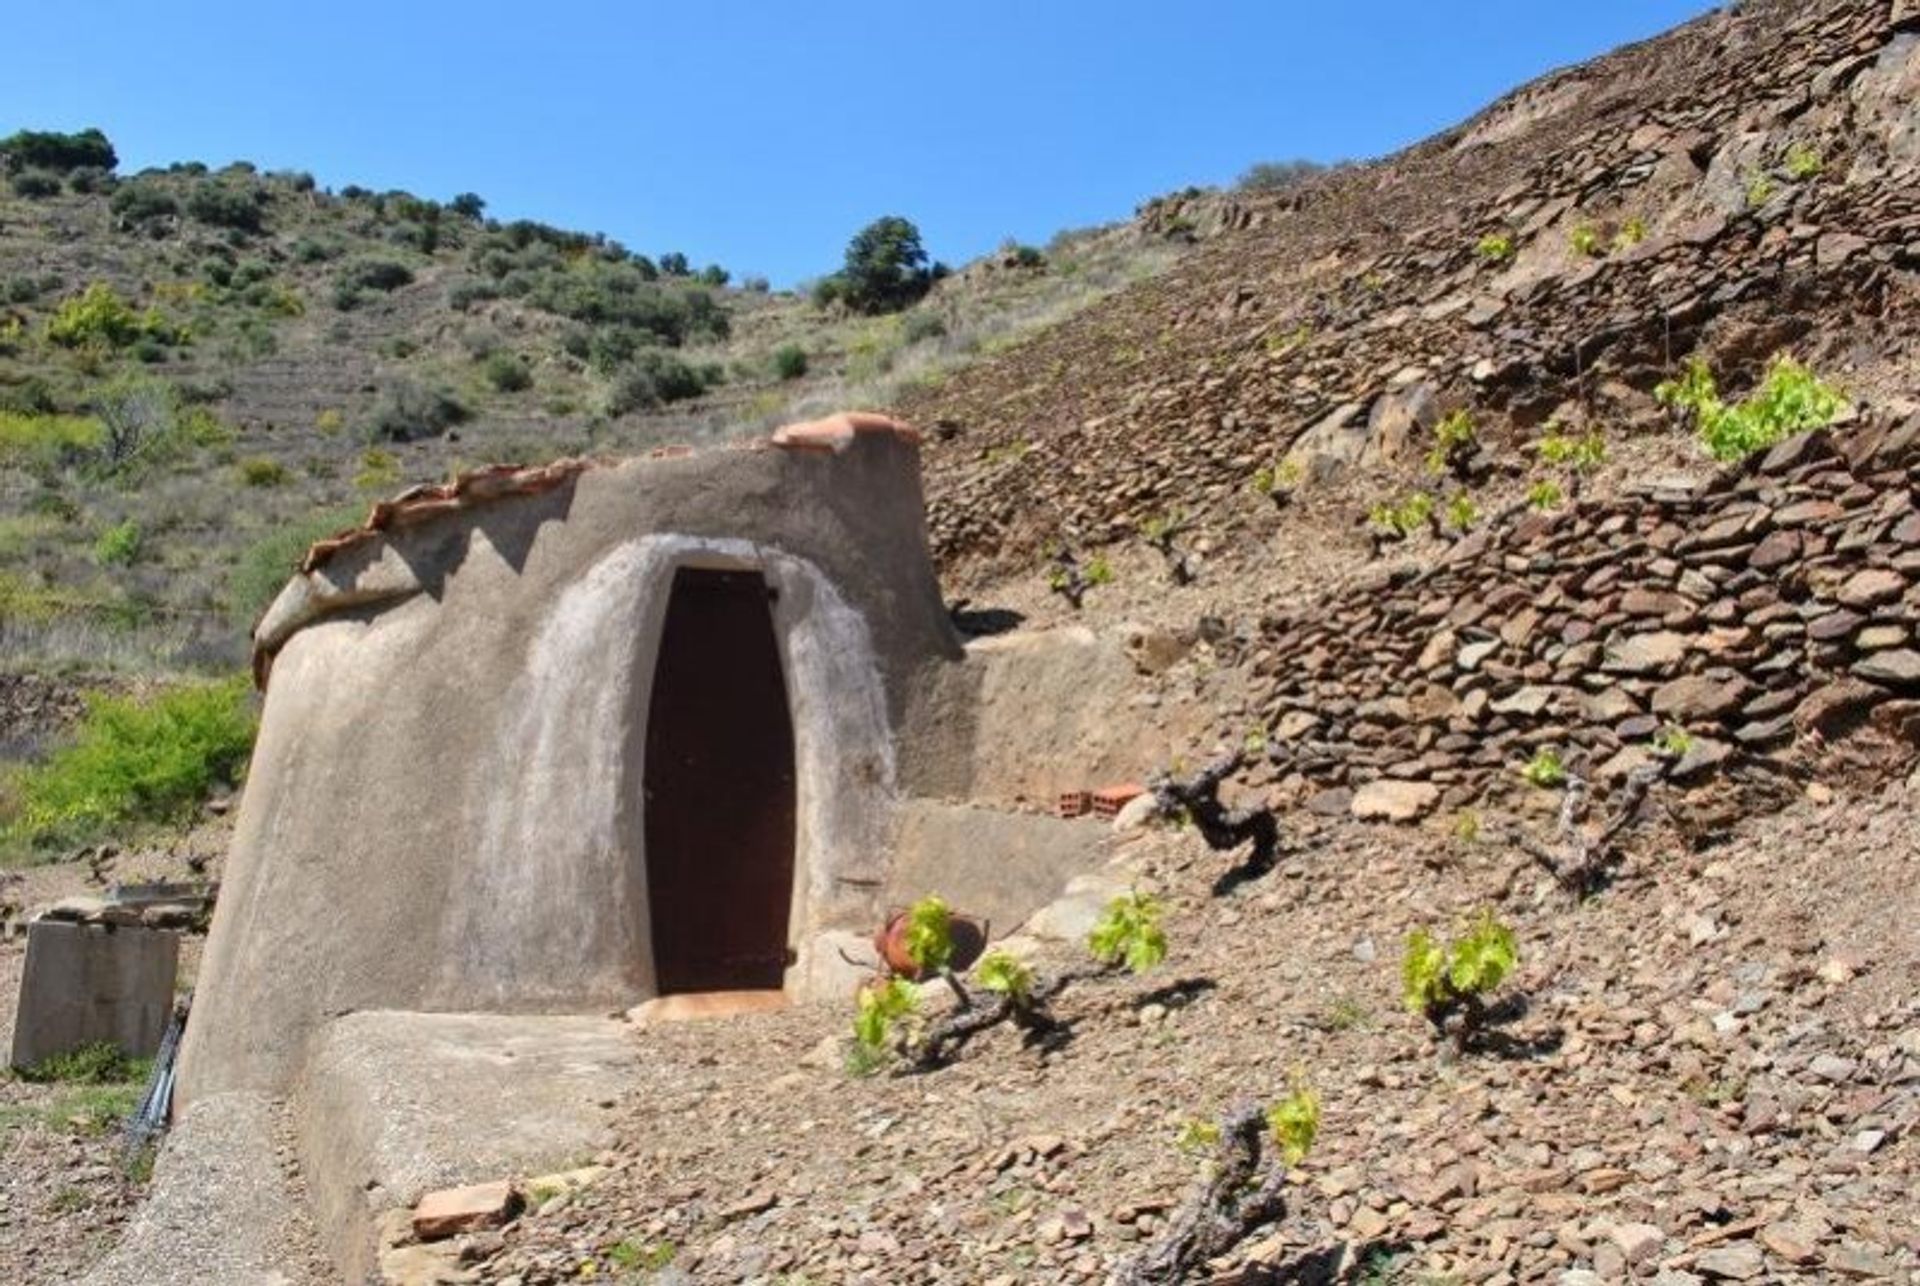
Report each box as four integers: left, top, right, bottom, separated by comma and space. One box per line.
177, 432, 962, 1105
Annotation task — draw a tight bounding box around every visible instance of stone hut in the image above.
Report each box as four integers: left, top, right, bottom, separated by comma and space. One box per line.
178, 413, 1159, 1107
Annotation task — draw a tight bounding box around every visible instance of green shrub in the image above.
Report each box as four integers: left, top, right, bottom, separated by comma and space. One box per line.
974, 950, 1034, 1002
1424, 410, 1476, 476
482, 351, 532, 392
1569, 223, 1603, 258
334, 256, 414, 300
1251, 457, 1303, 500
1783, 142, 1823, 180
11, 170, 61, 198
1526, 479, 1564, 511
365, 378, 469, 442
1368, 491, 1433, 538
45, 283, 170, 350
847, 978, 919, 1075
1236, 158, 1328, 192
15, 1041, 147, 1086
65, 166, 110, 194
1444, 493, 1478, 532
225, 505, 360, 631
1744, 170, 1775, 209
1651, 725, 1695, 757
1087, 891, 1167, 973
1613, 216, 1649, 250
354, 447, 401, 490
184, 180, 265, 232
235, 456, 290, 487
92, 520, 141, 566
902, 311, 948, 344
1537, 425, 1606, 472
0, 411, 103, 472
109, 181, 178, 227
1521, 747, 1566, 788
772, 343, 808, 380
1476, 232, 1515, 263
1656, 354, 1847, 461
604, 1240, 676, 1272
1, 677, 257, 858
1265, 1080, 1321, 1165
902, 895, 954, 973
1402, 910, 1518, 1044
601, 349, 710, 416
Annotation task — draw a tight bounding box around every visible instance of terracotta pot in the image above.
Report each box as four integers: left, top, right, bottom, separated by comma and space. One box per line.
873, 908, 990, 980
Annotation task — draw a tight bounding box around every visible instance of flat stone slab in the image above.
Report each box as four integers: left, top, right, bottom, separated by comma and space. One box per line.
10, 919, 178, 1069
296, 1010, 638, 1283
412, 1179, 523, 1240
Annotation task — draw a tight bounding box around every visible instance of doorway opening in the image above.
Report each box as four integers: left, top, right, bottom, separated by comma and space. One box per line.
643, 567, 797, 994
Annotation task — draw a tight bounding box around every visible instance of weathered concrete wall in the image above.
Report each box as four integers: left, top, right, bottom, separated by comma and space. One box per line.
10, 920, 177, 1069
178, 429, 966, 1106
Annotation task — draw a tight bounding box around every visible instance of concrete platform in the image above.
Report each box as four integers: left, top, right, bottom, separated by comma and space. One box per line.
294, 1010, 640, 1282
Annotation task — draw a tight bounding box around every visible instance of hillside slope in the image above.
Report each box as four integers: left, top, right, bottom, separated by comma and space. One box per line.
0, 148, 1195, 672
904, 0, 1918, 601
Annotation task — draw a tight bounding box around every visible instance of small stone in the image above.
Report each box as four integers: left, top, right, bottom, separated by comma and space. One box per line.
1349, 778, 1439, 822
1349, 1207, 1391, 1239
1757, 1223, 1820, 1265
1854, 648, 1920, 688
1827, 1244, 1901, 1277
412, 1181, 523, 1241
1609, 1222, 1666, 1265
1653, 674, 1752, 720
1836, 569, 1905, 608
1808, 1053, 1858, 1082
1694, 1240, 1764, 1279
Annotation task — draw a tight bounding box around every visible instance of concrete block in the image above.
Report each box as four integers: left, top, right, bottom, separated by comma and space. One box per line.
10, 919, 178, 1070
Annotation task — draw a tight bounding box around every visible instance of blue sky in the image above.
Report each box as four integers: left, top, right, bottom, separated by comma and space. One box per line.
6, 2, 1714, 285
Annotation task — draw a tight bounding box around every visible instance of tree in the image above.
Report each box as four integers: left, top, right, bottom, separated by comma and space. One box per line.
449, 192, 486, 220
837, 215, 935, 315
0, 128, 117, 174
657, 251, 690, 277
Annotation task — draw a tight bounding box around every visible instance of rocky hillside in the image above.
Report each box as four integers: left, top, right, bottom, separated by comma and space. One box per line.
905, 0, 1919, 599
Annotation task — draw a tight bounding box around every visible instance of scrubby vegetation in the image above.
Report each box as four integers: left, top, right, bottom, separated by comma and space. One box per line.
1046, 546, 1114, 609
0, 677, 256, 860
1656, 353, 1847, 460
1118, 1082, 1320, 1284
1402, 910, 1520, 1051
848, 891, 1168, 1075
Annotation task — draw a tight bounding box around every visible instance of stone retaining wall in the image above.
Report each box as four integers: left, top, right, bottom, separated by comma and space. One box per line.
1251, 418, 1920, 815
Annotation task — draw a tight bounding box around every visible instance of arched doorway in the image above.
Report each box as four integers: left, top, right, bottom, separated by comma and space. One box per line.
642, 567, 797, 993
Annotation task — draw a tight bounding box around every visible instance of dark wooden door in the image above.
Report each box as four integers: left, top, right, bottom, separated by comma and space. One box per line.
643, 568, 797, 993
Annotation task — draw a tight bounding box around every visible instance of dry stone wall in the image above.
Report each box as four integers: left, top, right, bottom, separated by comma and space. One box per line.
1248, 418, 1920, 815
